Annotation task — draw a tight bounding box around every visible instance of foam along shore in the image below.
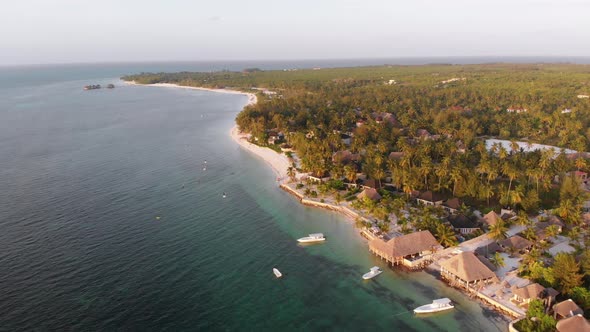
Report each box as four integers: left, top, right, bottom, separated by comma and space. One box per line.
125, 81, 258, 106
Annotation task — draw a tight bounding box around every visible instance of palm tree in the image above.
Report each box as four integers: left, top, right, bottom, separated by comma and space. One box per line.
568, 226, 582, 246
552, 253, 583, 294
502, 162, 518, 196
545, 224, 560, 239
522, 227, 536, 241
509, 140, 520, 154
575, 157, 587, 171
331, 164, 344, 180
515, 211, 530, 226
489, 220, 508, 240
449, 167, 462, 196
490, 252, 506, 268
335, 192, 342, 206
509, 186, 524, 208
287, 166, 296, 183
344, 165, 357, 184
374, 166, 386, 189
558, 199, 581, 225
436, 223, 458, 247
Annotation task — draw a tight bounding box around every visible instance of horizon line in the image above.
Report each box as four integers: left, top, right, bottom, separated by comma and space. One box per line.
3, 55, 590, 68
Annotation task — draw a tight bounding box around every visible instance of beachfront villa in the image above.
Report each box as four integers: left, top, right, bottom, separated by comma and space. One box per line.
500, 235, 534, 254
510, 283, 546, 305
482, 210, 503, 227
442, 197, 463, 214
368, 231, 440, 269
556, 314, 590, 332
415, 191, 444, 206
448, 214, 480, 235
553, 299, 583, 320
440, 252, 497, 290
357, 188, 382, 202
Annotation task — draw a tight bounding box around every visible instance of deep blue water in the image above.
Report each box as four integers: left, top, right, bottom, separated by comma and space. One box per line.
0, 62, 514, 331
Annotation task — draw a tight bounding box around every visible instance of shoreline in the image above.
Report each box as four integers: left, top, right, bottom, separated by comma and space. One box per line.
125, 81, 258, 106
126, 80, 515, 326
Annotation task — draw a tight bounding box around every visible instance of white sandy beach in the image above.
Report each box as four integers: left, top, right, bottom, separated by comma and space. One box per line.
125, 81, 258, 106
229, 126, 292, 180
126, 81, 289, 179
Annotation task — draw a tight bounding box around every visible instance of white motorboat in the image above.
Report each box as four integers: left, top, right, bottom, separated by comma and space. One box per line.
297, 233, 326, 243
362, 266, 382, 280
273, 268, 282, 278
414, 298, 454, 314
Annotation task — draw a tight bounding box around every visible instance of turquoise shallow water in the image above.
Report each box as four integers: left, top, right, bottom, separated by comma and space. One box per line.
0, 63, 507, 331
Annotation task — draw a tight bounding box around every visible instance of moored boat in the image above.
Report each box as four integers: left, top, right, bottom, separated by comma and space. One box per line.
362, 266, 382, 280
297, 233, 326, 243
273, 268, 282, 278
414, 298, 454, 314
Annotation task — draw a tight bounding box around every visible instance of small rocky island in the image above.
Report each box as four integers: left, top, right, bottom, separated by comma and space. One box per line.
84, 84, 114, 90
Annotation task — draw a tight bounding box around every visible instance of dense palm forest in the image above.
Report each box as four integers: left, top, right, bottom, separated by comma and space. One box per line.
123, 64, 590, 216
125, 65, 590, 323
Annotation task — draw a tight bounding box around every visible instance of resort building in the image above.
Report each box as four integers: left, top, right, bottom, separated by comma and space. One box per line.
553, 299, 583, 320
332, 150, 360, 165
368, 230, 440, 269
442, 197, 463, 214
511, 283, 546, 305
499, 235, 533, 253
556, 314, 590, 332
482, 210, 502, 227
475, 242, 502, 258
416, 191, 444, 206
357, 188, 382, 202
440, 252, 497, 290
448, 214, 480, 235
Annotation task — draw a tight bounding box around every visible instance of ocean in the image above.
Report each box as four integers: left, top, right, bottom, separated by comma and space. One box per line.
0, 61, 522, 331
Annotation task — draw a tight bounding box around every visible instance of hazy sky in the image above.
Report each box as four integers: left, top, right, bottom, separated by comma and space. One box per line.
2, 0, 589, 65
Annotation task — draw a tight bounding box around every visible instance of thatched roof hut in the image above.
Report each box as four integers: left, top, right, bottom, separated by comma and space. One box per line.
556, 314, 590, 332
441, 252, 497, 287
357, 188, 382, 201
500, 235, 533, 251
482, 210, 502, 227
553, 299, 584, 319
368, 231, 440, 267
512, 283, 545, 302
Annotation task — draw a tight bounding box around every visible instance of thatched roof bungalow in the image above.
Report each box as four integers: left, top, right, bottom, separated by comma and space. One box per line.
511, 283, 545, 305
500, 235, 533, 252
482, 210, 502, 227
368, 231, 440, 269
553, 299, 584, 320
443, 197, 463, 214
416, 191, 444, 206
357, 188, 382, 201
556, 314, 590, 332
440, 252, 497, 289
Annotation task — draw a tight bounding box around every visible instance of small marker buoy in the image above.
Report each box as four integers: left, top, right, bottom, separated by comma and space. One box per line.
156, 216, 161, 220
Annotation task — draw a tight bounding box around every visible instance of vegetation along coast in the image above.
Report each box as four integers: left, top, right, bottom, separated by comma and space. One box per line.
123, 63, 590, 331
